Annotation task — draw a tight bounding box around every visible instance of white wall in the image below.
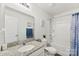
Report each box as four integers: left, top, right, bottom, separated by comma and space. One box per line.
31, 4, 51, 40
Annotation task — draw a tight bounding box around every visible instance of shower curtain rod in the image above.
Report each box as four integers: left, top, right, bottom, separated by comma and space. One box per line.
54, 9, 79, 18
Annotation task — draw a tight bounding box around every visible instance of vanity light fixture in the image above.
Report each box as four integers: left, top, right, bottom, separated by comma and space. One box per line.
20, 3, 30, 8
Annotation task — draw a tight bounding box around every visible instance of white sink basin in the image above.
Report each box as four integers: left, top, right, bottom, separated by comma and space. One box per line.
18, 45, 35, 53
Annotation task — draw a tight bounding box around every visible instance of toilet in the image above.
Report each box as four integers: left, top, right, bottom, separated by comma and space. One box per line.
41, 35, 57, 56
44, 47, 57, 56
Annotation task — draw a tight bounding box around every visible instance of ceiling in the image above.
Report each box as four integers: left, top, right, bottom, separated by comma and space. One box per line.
33, 3, 79, 16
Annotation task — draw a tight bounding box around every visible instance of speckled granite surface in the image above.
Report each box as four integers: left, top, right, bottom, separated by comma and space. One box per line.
0, 41, 44, 56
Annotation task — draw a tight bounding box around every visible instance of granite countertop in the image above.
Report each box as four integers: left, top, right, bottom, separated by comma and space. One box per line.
0, 41, 44, 56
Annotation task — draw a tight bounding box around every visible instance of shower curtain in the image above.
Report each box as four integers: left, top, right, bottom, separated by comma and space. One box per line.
70, 13, 79, 56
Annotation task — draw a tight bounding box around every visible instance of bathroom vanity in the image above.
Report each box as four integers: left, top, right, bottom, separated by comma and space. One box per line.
0, 41, 44, 56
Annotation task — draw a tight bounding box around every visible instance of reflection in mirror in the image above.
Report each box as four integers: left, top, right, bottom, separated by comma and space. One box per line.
0, 4, 35, 48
